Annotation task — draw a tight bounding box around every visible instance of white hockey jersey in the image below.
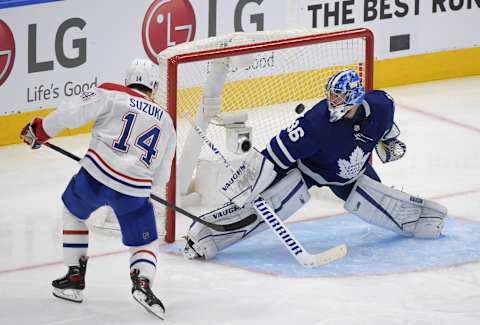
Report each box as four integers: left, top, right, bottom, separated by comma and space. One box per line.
43, 83, 176, 197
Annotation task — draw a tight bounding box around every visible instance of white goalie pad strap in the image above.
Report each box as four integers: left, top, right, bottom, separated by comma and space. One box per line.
220, 148, 277, 207
186, 169, 310, 259
344, 175, 447, 239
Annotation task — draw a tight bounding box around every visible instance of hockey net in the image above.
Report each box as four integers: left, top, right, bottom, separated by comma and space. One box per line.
91, 28, 373, 242
153, 28, 374, 243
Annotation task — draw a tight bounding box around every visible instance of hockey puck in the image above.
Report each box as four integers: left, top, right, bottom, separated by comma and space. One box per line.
295, 103, 305, 114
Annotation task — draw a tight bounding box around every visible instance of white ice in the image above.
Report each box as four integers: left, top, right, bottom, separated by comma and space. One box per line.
1, 77, 479, 325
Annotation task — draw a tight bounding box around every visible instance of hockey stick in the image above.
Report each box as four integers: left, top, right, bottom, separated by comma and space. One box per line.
253, 197, 347, 268
43, 142, 256, 232
184, 115, 348, 268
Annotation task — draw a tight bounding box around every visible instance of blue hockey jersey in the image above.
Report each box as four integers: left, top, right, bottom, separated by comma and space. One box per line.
262, 90, 395, 188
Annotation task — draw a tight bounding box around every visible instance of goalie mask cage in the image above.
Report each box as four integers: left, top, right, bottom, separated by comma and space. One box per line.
155, 28, 374, 243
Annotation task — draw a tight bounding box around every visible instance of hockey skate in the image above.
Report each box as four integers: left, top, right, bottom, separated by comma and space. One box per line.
52, 256, 88, 303
130, 269, 165, 320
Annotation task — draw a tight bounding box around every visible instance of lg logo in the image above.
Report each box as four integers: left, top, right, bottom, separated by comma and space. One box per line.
142, 0, 265, 63
215, 0, 265, 36
142, 0, 196, 64
0, 20, 15, 87
0, 18, 87, 88
28, 18, 87, 73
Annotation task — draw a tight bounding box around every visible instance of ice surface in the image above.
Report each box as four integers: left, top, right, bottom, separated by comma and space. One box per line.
1, 77, 480, 324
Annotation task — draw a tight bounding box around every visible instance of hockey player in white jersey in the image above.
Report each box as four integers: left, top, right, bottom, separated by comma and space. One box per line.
182, 69, 448, 261
20, 59, 174, 319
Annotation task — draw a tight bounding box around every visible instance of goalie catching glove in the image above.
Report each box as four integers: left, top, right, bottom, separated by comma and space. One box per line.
20, 117, 51, 149
375, 138, 406, 163
375, 122, 406, 163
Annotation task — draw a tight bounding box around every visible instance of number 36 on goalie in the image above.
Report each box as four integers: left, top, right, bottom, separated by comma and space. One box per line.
286, 119, 304, 142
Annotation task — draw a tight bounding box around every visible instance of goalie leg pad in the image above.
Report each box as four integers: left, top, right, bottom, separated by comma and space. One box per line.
184, 169, 310, 259
183, 203, 249, 260
221, 148, 277, 208
411, 199, 448, 239
261, 169, 310, 217
344, 175, 447, 239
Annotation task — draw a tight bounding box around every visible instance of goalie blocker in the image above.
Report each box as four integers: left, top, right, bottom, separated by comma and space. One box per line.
184, 169, 447, 260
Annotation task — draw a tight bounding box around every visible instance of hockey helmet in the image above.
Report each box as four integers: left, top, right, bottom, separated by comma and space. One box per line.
125, 59, 159, 91
325, 69, 365, 122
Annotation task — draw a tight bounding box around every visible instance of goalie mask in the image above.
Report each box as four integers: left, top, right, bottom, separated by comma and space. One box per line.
325, 69, 365, 122
125, 59, 159, 91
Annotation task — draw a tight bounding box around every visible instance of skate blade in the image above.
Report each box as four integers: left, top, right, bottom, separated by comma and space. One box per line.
132, 290, 165, 320
52, 287, 83, 303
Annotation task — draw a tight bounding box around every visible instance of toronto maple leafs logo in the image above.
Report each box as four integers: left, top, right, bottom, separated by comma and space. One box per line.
337, 147, 370, 179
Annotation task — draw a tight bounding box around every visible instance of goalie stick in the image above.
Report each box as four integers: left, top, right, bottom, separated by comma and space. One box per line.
43, 142, 257, 232
184, 114, 348, 268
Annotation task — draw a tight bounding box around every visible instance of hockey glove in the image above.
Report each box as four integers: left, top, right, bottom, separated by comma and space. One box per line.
375, 138, 406, 163
20, 117, 50, 149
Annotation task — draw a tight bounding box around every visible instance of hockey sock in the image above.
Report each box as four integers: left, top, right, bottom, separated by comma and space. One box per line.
62, 206, 89, 267
129, 242, 158, 283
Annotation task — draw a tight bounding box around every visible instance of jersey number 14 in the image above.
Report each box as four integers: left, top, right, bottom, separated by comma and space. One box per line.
112, 112, 161, 167
287, 119, 304, 142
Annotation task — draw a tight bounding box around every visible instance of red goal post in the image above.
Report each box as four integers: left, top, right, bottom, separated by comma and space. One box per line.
154, 28, 374, 243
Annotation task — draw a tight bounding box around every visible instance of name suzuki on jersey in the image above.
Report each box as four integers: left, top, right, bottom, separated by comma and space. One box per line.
129, 98, 163, 122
